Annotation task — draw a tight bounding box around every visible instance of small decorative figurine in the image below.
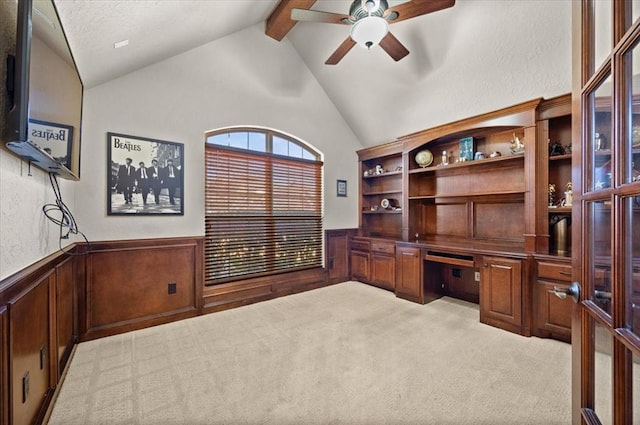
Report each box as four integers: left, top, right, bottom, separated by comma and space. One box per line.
595, 133, 606, 151
564, 143, 572, 154
510, 133, 525, 154
375, 164, 384, 175
441, 150, 449, 166
549, 139, 565, 156
564, 182, 573, 206
548, 183, 556, 206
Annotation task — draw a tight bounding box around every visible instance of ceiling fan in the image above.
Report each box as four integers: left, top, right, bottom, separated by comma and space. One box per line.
291, 0, 455, 65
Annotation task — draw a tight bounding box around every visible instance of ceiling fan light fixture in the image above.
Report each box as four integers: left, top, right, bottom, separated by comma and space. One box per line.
350, 16, 388, 49
363, 0, 380, 13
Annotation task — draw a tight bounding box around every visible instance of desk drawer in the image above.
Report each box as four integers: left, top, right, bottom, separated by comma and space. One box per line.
538, 261, 572, 282
351, 239, 371, 252
371, 241, 395, 255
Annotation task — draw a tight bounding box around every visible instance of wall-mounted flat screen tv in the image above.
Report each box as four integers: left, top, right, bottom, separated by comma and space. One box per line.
5, 0, 83, 179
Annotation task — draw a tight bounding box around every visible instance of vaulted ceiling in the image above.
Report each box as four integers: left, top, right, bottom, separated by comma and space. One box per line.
54, 0, 571, 146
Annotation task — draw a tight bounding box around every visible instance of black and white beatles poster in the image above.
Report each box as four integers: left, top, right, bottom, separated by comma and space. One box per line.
107, 132, 184, 215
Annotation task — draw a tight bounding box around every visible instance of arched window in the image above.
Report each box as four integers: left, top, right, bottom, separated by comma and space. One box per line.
204, 127, 323, 285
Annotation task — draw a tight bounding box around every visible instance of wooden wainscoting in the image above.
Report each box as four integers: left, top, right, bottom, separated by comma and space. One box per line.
0, 249, 80, 425
80, 237, 204, 341
0, 231, 352, 424
202, 267, 328, 314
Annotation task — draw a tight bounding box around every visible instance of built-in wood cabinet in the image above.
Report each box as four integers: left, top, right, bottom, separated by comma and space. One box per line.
479, 256, 525, 335
349, 95, 575, 341
533, 258, 572, 342
350, 238, 371, 282
358, 143, 404, 239
369, 241, 396, 290
326, 229, 355, 284
349, 237, 395, 290
395, 245, 422, 303
538, 94, 573, 256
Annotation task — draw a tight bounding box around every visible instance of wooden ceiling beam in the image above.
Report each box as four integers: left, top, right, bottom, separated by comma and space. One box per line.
266, 0, 317, 41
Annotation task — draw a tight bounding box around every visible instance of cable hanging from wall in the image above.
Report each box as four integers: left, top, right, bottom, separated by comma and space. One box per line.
42, 173, 90, 255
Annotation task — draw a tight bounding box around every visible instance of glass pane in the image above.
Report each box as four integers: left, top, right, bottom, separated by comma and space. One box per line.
594, 0, 612, 72
626, 40, 640, 184
590, 200, 613, 315
302, 149, 315, 160
589, 74, 613, 192
633, 1, 640, 29
229, 132, 248, 149
208, 133, 228, 146
273, 136, 288, 156
626, 197, 640, 335
594, 321, 613, 425
248, 132, 266, 152
288, 142, 303, 158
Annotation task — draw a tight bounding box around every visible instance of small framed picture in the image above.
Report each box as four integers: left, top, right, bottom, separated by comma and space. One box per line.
337, 179, 347, 197
459, 136, 475, 162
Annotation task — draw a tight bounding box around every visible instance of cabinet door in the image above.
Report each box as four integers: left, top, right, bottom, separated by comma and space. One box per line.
370, 253, 395, 290
395, 246, 422, 303
10, 276, 52, 425
326, 231, 350, 283
351, 251, 370, 282
533, 261, 572, 342
480, 257, 522, 333
534, 280, 572, 342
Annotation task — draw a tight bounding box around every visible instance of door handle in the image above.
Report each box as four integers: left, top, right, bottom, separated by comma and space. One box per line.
549, 281, 581, 303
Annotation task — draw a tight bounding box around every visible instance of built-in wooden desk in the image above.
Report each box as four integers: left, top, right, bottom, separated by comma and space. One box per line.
347, 235, 573, 340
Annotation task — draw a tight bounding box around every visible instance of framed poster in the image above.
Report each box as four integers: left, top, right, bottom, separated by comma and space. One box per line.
28, 119, 73, 169
337, 179, 347, 197
107, 132, 184, 215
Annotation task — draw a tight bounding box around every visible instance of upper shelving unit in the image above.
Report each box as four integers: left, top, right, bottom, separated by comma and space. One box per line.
409, 153, 524, 174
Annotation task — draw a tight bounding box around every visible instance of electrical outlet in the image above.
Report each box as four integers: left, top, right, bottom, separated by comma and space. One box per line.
474, 271, 481, 282
168, 282, 177, 294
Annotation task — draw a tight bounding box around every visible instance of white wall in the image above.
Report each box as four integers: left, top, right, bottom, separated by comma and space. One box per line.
0, 1, 78, 280
77, 24, 364, 241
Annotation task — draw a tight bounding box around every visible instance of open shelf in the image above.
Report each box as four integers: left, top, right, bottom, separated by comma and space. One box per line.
363, 170, 402, 179
549, 153, 572, 161
549, 206, 572, 213
362, 210, 403, 215
362, 190, 403, 196
409, 152, 524, 174
408, 190, 525, 200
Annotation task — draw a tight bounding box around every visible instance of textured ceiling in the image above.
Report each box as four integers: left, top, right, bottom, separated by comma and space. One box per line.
54, 0, 279, 88
53, 0, 571, 147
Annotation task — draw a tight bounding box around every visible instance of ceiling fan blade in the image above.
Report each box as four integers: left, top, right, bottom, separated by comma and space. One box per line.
379, 32, 410, 62
325, 37, 357, 65
385, 0, 455, 24
291, 8, 351, 24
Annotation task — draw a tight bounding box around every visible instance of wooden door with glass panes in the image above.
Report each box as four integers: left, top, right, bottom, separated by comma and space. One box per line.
572, 1, 640, 424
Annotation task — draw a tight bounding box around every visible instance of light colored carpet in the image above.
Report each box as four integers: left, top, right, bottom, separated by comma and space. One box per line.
47, 282, 571, 425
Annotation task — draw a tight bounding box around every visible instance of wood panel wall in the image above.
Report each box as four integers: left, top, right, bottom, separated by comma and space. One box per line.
81, 237, 203, 340
0, 249, 79, 425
